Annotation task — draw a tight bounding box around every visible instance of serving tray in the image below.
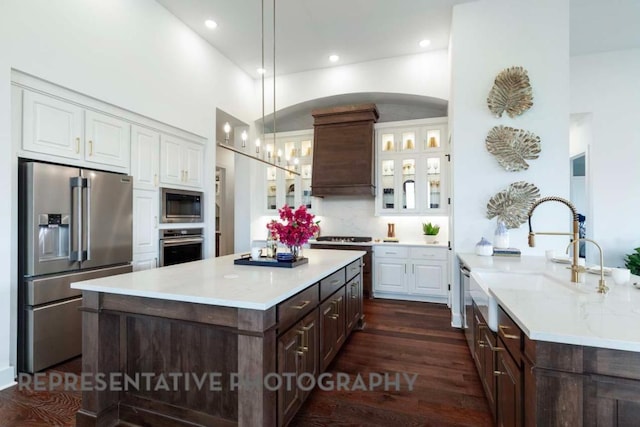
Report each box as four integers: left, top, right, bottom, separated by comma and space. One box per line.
234, 256, 309, 268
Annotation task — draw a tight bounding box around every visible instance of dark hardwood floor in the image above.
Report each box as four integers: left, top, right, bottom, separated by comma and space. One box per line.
0, 300, 491, 426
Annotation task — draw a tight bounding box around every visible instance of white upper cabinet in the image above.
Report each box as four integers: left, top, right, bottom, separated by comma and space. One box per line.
22, 90, 83, 160
131, 125, 160, 190
22, 90, 131, 171
375, 118, 449, 216
160, 134, 204, 189
183, 142, 204, 188
84, 110, 130, 169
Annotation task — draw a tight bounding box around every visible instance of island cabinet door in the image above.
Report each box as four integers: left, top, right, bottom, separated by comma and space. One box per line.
320, 287, 346, 372
496, 340, 523, 427
346, 276, 362, 334
277, 322, 305, 426
299, 309, 319, 400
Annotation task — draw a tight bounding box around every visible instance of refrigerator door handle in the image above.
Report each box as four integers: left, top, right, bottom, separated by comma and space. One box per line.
83, 178, 91, 261
70, 177, 83, 262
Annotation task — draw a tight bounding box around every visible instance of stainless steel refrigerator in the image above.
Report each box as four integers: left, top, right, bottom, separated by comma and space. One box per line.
18, 161, 133, 373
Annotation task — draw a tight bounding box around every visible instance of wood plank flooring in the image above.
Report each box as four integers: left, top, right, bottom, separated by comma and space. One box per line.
0, 299, 491, 426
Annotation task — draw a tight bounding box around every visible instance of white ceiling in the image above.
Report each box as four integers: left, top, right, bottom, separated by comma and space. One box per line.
157, 0, 640, 79
155, 0, 473, 78
570, 0, 640, 56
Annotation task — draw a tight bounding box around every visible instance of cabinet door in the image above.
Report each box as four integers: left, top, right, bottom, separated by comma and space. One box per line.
334, 287, 346, 349
183, 141, 204, 188
131, 126, 160, 190
482, 327, 497, 419
496, 344, 523, 427
132, 253, 158, 271
411, 259, 448, 296
22, 90, 83, 160
346, 276, 362, 333
160, 134, 184, 185
423, 154, 447, 213
374, 259, 407, 293
300, 309, 319, 400
320, 297, 336, 372
85, 110, 130, 169
277, 323, 304, 426
133, 189, 158, 255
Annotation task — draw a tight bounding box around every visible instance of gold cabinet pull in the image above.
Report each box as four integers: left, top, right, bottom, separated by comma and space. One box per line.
89, 140, 93, 155
297, 330, 308, 352
154, 174, 158, 187
291, 300, 310, 310
75, 137, 80, 153
494, 370, 505, 376
499, 325, 519, 340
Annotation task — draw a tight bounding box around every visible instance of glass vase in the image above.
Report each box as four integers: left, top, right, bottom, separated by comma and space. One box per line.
288, 245, 302, 261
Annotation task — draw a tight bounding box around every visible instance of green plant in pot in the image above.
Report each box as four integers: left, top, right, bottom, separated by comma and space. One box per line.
625, 247, 640, 276
422, 222, 440, 244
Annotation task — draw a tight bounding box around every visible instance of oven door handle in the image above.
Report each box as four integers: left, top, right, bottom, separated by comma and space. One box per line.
161, 237, 204, 247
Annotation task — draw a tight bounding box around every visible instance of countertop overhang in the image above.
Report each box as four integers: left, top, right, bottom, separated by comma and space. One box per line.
71, 249, 365, 310
459, 253, 640, 352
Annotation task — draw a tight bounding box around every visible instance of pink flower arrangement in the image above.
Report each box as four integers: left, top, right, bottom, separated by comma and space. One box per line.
267, 205, 319, 248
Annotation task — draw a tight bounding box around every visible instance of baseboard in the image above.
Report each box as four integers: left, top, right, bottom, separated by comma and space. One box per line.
0, 365, 16, 391
451, 312, 462, 329
371, 293, 448, 304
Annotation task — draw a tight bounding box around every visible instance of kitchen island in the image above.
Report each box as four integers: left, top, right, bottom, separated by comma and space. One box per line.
458, 253, 640, 426
71, 249, 365, 427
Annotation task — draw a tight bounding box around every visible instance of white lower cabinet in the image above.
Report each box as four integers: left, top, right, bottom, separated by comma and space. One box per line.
374, 245, 448, 302
133, 189, 158, 271
133, 253, 158, 271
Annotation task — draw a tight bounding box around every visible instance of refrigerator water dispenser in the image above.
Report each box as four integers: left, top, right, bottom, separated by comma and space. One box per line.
37, 213, 70, 261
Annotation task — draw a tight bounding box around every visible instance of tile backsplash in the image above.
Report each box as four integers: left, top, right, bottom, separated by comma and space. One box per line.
254, 196, 449, 244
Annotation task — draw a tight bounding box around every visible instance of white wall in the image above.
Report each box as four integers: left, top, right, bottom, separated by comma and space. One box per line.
449, 0, 570, 327
0, 0, 256, 388
450, 0, 571, 255
571, 49, 640, 266
258, 50, 450, 112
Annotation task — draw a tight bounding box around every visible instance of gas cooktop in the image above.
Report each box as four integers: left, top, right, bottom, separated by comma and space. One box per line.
314, 236, 372, 243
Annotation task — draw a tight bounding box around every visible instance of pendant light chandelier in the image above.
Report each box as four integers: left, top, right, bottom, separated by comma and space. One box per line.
217, 0, 299, 176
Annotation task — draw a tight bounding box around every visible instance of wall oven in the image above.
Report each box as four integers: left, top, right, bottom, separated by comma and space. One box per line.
161, 188, 203, 223
160, 228, 204, 267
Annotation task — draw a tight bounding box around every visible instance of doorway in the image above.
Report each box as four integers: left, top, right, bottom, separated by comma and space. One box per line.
569, 113, 593, 262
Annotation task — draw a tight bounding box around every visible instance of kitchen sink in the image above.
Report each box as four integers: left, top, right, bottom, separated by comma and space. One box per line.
470, 270, 588, 331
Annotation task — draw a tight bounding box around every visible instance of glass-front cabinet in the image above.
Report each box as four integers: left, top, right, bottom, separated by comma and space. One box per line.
263, 130, 319, 214
375, 118, 448, 215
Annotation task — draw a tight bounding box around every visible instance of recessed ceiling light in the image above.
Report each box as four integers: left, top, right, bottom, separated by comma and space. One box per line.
329, 54, 340, 63
205, 19, 218, 29
257, 68, 266, 75
419, 39, 431, 48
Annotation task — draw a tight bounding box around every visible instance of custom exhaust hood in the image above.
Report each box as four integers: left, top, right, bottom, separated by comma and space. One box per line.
311, 103, 379, 197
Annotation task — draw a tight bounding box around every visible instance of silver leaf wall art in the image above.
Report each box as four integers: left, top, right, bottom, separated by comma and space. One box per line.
486, 125, 541, 171
486, 181, 540, 228
487, 66, 533, 118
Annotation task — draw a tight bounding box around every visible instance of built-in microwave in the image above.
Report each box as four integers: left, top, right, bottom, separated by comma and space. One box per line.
161, 188, 203, 223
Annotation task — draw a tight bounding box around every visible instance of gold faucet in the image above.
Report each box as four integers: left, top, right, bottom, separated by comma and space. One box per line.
527, 196, 581, 283
565, 238, 609, 294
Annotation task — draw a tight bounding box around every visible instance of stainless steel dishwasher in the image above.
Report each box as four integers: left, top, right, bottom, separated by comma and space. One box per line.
459, 259, 472, 352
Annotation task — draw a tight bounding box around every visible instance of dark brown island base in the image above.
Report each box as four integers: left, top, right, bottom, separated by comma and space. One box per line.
71, 249, 365, 426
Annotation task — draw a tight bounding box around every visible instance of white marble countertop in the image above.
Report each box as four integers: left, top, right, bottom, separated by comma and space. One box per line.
71, 249, 365, 310
458, 253, 640, 352
309, 239, 448, 248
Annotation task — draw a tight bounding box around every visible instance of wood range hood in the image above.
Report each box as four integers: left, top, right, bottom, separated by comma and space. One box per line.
311, 103, 379, 197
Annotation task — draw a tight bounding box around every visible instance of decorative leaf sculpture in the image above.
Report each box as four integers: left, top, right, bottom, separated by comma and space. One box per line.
486, 181, 540, 229
487, 66, 533, 118
486, 125, 541, 171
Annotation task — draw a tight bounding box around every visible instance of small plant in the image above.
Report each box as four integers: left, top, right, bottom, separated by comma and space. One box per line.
422, 222, 440, 236
625, 247, 640, 276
